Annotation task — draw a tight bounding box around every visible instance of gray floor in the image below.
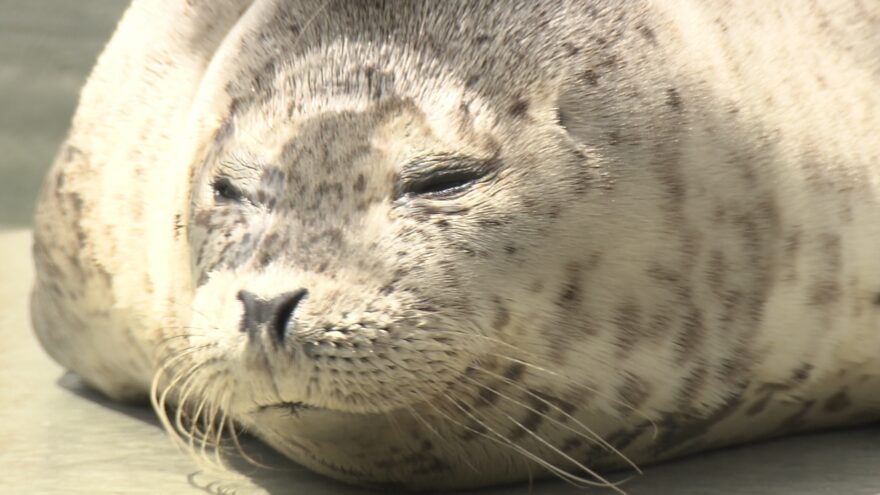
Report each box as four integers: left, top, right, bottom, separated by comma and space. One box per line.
1, 2, 879, 494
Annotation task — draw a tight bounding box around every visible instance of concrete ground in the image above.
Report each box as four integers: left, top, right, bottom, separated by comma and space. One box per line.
1, 2, 879, 494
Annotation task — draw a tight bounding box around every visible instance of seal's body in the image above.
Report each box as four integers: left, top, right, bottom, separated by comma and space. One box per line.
32, 0, 880, 489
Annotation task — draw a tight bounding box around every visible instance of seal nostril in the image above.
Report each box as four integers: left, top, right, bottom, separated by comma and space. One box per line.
237, 288, 308, 342
270, 288, 309, 342
237, 290, 264, 335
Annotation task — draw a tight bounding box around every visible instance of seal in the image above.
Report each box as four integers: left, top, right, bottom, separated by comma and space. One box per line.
31, 0, 880, 490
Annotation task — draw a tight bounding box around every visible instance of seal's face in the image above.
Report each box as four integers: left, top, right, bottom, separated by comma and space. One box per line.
180, 53, 604, 485
188, 95, 507, 413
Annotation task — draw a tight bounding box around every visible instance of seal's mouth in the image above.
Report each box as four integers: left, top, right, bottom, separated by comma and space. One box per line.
257, 401, 319, 415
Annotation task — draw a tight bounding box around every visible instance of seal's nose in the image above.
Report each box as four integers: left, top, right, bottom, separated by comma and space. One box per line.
237, 289, 308, 342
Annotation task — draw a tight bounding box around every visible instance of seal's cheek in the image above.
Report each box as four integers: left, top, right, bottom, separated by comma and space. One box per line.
186, 204, 271, 287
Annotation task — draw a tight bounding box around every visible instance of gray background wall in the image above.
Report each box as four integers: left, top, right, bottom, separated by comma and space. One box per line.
0, 0, 127, 226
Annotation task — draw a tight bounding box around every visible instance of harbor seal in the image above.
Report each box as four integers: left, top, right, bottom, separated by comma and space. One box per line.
31, 0, 880, 490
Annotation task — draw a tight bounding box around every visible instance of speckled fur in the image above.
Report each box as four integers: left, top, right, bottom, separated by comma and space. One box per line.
31, 0, 880, 490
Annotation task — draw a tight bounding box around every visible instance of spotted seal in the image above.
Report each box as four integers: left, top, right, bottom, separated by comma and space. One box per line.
31, 0, 880, 490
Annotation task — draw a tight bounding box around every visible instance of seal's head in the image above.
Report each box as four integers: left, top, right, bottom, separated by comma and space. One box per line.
162, 1, 765, 490
175, 23, 612, 492
181, 64, 602, 490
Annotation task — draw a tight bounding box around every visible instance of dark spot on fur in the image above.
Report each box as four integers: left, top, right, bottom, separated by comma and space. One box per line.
353, 173, 366, 193
780, 400, 816, 432
614, 302, 643, 354
503, 363, 526, 382
873, 292, 880, 306
607, 129, 621, 146
637, 24, 657, 44
556, 262, 583, 307
530, 279, 544, 293
492, 297, 510, 330
510, 396, 550, 440
676, 366, 708, 409
458, 421, 487, 441
214, 114, 236, 146
173, 214, 185, 239
746, 394, 772, 416
618, 375, 651, 411
562, 42, 580, 56
475, 33, 492, 44
808, 280, 841, 306
792, 364, 813, 383
581, 69, 599, 86
363, 66, 381, 100
675, 308, 705, 362
666, 88, 682, 111
477, 218, 504, 228
62, 143, 83, 162
823, 390, 852, 413
561, 437, 583, 452
504, 244, 517, 255
410, 459, 451, 476
607, 424, 649, 451
654, 396, 741, 455
647, 265, 681, 284
508, 99, 529, 118
706, 251, 727, 294
477, 385, 501, 407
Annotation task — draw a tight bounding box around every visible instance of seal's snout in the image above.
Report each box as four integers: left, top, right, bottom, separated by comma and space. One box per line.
237, 289, 309, 342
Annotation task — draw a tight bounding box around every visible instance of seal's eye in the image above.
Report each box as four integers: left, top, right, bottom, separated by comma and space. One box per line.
212, 177, 244, 203
396, 156, 494, 200
405, 169, 484, 197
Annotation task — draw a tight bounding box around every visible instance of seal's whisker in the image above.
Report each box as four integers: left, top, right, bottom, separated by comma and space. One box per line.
484, 352, 658, 437
187, 382, 213, 449
195, 372, 226, 465
226, 417, 278, 471
459, 381, 631, 494
177, 369, 235, 473
441, 395, 618, 491
495, 404, 629, 494
149, 345, 235, 475
445, 327, 658, 435
153, 361, 207, 456
461, 365, 643, 476
406, 391, 481, 475
197, 390, 216, 462
416, 381, 608, 490
173, 370, 204, 445
210, 392, 231, 467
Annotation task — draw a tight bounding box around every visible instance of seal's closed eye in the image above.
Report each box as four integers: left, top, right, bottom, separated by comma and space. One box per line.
395, 155, 494, 200
212, 177, 245, 204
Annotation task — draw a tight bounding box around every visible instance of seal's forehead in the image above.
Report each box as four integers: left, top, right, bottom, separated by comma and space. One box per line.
225, 95, 499, 184
202, 0, 572, 121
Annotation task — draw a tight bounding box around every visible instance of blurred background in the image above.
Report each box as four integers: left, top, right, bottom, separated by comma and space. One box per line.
0, 0, 127, 227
